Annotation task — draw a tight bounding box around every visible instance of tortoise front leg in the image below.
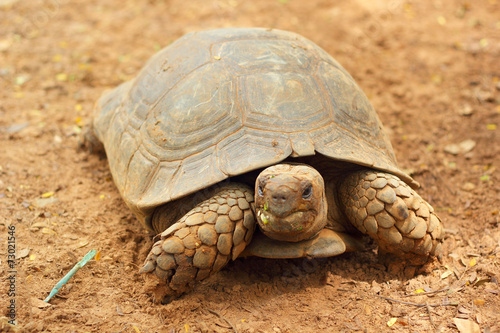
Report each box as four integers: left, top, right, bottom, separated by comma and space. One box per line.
339, 170, 444, 271
140, 184, 256, 302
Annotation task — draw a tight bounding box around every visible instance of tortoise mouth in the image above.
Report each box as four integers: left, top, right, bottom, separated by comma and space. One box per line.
256, 208, 324, 242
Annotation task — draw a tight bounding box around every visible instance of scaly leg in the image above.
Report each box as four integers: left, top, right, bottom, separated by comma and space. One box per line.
140, 184, 256, 302
339, 170, 444, 271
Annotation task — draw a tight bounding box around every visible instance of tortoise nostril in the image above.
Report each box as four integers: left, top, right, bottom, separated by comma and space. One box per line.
271, 192, 289, 204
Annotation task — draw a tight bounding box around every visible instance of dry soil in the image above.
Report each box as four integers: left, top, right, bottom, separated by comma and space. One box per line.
0, 0, 499, 332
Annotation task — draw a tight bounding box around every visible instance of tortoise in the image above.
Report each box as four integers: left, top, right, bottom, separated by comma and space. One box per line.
90, 28, 444, 301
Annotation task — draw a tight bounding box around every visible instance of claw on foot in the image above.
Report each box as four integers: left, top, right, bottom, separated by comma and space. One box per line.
140, 260, 156, 273
340, 170, 445, 268
140, 184, 256, 302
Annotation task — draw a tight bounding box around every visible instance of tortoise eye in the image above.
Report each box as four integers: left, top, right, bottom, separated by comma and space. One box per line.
302, 185, 313, 199
257, 184, 264, 196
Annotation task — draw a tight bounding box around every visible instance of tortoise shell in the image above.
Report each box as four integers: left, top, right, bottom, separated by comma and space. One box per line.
92, 28, 416, 225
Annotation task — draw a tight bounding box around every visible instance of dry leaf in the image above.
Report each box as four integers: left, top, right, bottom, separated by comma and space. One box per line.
116, 304, 124, 316
462, 182, 475, 191
41, 227, 57, 235
470, 258, 477, 267
473, 278, 491, 287
387, 318, 397, 327
453, 318, 480, 333
31, 222, 48, 229
458, 104, 474, 116
0, 37, 12, 51
32, 196, 59, 208
444, 140, 476, 155
480, 174, 490, 181
486, 124, 497, 130
469, 271, 477, 284
15, 248, 30, 259
431, 73, 442, 84
473, 299, 485, 306
75, 240, 89, 248
397, 318, 409, 326
437, 16, 446, 25
458, 306, 471, 314
441, 270, 453, 279
15, 74, 30, 85
56, 73, 68, 81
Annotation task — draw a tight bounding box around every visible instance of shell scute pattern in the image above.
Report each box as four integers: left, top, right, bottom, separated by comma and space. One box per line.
93, 28, 415, 225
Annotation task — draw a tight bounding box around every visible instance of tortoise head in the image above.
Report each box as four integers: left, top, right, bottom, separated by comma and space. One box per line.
254, 164, 327, 242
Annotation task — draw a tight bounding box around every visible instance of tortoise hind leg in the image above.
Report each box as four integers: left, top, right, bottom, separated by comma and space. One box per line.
338, 170, 444, 272
140, 184, 256, 303
82, 121, 105, 154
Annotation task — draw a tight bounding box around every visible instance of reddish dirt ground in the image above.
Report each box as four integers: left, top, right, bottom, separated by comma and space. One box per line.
0, 0, 499, 332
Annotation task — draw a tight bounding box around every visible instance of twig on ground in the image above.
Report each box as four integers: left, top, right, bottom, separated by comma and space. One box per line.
335, 287, 356, 292
401, 287, 450, 297
206, 308, 238, 333
375, 295, 458, 308
426, 302, 436, 329
487, 246, 499, 256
